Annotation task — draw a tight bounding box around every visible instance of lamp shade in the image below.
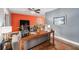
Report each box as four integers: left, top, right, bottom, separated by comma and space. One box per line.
1, 26, 12, 33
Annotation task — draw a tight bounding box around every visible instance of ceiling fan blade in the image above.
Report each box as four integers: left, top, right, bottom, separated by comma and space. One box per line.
28, 8, 40, 14
28, 8, 32, 10
28, 8, 34, 11
36, 11, 40, 13
35, 9, 40, 11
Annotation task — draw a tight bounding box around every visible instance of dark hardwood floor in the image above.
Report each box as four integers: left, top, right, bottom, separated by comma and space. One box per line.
31, 39, 78, 50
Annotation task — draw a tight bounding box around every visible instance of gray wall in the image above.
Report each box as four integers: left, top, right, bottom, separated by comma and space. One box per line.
45, 8, 79, 43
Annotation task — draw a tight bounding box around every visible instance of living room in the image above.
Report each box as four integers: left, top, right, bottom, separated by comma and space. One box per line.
0, 8, 79, 50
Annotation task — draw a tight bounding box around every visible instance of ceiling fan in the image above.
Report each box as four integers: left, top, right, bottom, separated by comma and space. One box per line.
28, 8, 40, 14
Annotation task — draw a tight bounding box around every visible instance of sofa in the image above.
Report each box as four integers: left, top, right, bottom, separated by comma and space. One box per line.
11, 31, 21, 50
24, 34, 49, 50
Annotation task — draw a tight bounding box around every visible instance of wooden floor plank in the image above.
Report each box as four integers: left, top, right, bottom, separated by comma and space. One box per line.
31, 39, 78, 50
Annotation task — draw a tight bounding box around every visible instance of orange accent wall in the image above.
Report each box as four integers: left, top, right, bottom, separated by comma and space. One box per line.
11, 13, 37, 32
37, 16, 46, 25
11, 13, 45, 32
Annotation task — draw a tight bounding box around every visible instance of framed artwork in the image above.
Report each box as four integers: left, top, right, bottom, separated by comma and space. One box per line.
53, 16, 66, 25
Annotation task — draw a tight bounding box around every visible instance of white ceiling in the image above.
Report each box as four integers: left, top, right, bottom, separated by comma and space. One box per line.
9, 8, 57, 16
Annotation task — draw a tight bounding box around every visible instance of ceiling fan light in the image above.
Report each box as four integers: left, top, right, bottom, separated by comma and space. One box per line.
30, 11, 36, 14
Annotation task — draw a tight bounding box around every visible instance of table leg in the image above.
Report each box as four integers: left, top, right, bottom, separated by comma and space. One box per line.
52, 31, 55, 46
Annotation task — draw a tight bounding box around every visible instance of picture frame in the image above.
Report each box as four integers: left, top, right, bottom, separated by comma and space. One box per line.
53, 16, 66, 25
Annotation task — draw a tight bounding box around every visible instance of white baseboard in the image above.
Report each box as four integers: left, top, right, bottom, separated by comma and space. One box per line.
55, 36, 79, 49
